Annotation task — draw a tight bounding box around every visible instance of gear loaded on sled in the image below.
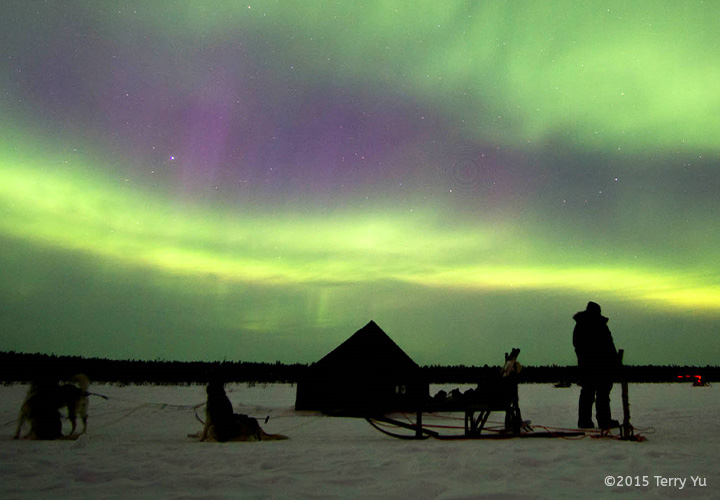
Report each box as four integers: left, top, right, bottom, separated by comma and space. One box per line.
368, 349, 584, 440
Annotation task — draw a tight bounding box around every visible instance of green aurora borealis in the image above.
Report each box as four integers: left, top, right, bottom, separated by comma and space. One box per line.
1, 1, 719, 365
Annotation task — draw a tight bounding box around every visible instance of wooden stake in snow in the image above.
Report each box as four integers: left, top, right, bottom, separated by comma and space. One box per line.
618, 349, 636, 441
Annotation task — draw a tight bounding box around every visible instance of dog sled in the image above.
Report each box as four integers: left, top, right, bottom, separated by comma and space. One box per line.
366, 348, 637, 441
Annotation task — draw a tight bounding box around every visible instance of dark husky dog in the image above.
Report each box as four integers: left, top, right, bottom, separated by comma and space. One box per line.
199, 381, 287, 442
14, 374, 90, 440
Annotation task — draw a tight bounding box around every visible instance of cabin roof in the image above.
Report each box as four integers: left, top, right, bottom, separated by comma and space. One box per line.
312, 320, 420, 374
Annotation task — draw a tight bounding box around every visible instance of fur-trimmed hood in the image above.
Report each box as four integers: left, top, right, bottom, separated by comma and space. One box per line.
573, 309, 609, 324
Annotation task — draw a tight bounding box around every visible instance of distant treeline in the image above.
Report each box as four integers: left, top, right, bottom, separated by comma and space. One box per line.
424, 364, 720, 384
0, 352, 304, 385
1, 351, 718, 385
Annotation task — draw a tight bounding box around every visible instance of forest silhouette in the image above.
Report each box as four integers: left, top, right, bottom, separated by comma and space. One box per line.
1, 351, 717, 385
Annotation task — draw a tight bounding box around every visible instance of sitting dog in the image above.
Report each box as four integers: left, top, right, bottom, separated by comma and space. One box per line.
198, 381, 287, 442
14, 374, 90, 440
13, 379, 63, 440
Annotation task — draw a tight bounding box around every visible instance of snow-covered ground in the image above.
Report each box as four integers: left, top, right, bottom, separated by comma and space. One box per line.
1, 382, 716, 499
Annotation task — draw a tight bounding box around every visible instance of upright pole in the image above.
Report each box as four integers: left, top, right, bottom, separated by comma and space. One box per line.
618, 349, 634, 440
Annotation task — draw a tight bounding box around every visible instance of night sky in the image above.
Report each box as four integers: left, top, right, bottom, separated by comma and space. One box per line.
2, 1, 719, 366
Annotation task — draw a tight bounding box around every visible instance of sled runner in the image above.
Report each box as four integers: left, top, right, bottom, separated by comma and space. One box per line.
366, 415, 585, 440
367, 348, 586, 440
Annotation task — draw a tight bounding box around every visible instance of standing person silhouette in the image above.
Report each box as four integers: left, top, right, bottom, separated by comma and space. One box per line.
573, 301, 620, 429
